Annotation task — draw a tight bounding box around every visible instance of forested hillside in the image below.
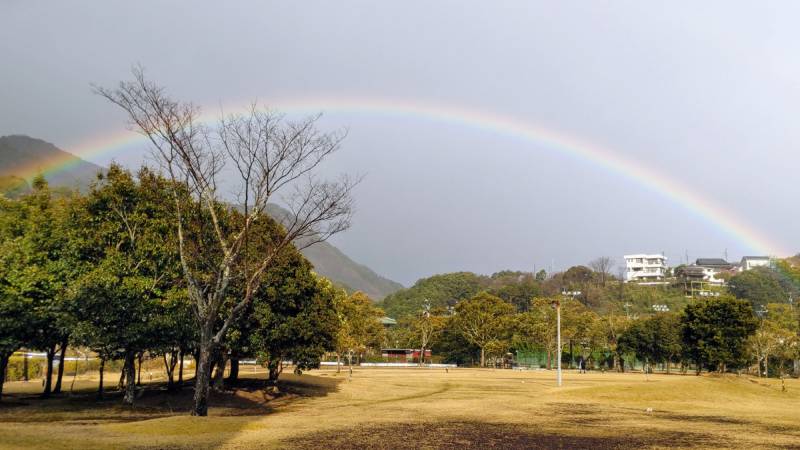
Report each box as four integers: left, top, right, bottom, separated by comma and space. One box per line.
380, 261, 800, 320
0, 135, 104, 191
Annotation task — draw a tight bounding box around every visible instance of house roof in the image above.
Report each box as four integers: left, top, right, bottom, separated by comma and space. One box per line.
676, 266, 707, 277
742, 256, 770, 261
695, 258, 733, 267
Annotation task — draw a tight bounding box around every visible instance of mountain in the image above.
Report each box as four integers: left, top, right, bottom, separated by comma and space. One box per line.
0, 135, 403, 300
264, 203, 404, 300
296, 237, 404, 300
0, 175, 31, 198
0, 135, 104, 191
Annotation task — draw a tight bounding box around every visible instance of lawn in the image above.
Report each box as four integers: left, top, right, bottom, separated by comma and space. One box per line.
0, 367, 799, 449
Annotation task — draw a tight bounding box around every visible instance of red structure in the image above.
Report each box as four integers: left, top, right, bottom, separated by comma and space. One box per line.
381, 348, 432, 363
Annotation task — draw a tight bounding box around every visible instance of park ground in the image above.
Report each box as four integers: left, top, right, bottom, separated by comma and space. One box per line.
1, 367, 799, 449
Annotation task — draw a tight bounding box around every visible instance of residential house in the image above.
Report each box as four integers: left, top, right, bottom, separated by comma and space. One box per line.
740, 256, 771, 271
624, 254, 668, 283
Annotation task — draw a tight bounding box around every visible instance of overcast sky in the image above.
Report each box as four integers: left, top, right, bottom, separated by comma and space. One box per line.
1, 1, 798, 285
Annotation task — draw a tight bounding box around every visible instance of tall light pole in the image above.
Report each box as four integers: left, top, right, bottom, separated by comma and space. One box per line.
556, 297, 562, 387
555, 290, 581, 387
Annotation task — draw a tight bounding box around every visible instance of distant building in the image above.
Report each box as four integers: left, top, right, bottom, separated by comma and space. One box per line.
624, 254, 667, 283
380, 317, 397, 327
693, 258, 737, 285
740, 256, 771, 271
381, 348, 431, 363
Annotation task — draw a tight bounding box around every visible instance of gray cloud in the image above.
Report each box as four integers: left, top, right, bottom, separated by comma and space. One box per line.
1, 1, 797, 285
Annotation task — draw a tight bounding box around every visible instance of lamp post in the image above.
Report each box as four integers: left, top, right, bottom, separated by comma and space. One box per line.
552, 297, 562, 386
554, 290, 581, 387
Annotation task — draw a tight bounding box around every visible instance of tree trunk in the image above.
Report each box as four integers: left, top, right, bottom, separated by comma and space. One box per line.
192, 338, 213, 416
164, 354, 172, 390
569, 340, 574, 369
193, 350, 200, 381
178, 350, 184, 387
336, 353, 341, 373
136, 352, 143, 386
122, 352, 136, 405
348, 352, 353, 379
267, 357, 282, 390
0, 351, 10, 402
42, 344, 56, 398
118, 363, 126, 391
227, 358, 239, 384
164, 351, 178, 391
480, 347, 485, 368
53, 340, 68, 394
419, 346, 425, 367
97, 357, 105, 400
212, 352, 227, 392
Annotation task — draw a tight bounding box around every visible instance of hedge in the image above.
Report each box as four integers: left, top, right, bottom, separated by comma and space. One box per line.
4, 356, 125, 382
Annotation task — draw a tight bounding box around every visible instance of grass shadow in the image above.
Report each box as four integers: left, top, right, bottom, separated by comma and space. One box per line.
0, 371, 342, 424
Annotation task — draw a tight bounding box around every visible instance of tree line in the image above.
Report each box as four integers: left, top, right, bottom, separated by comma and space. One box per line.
0, 67, 382, 415
382, 262, 800, 377
0, 168, 387, 405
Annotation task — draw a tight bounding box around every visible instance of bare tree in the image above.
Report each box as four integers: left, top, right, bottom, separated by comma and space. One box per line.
95, 67, 356, 416
589, 257, 614, 286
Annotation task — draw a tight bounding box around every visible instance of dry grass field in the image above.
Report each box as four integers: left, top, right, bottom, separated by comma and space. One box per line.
1, 367, 799, 449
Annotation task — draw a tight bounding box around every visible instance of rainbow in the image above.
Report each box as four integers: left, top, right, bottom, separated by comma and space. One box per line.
13, 95, 790, 257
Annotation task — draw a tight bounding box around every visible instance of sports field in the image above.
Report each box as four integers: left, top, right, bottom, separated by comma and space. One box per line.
1, 367, 799, 449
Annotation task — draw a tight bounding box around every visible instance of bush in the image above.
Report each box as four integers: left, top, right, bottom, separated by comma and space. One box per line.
5, 356, 44, 381
3, 356, 129, 382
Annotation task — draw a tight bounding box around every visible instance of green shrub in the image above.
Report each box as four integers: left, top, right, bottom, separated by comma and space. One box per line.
5, 356, 44, 381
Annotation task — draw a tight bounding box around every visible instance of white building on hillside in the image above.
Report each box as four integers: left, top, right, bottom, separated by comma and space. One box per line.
624, 254, 667, 283
740, 256, 771, 271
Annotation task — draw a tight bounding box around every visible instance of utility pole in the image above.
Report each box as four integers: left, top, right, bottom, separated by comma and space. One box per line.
555, 290, 581, 387
556, 298, 562, 387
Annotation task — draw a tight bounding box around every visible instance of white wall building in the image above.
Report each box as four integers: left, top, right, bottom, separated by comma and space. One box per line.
624, 254, 668, 283
740, 256, 771, 271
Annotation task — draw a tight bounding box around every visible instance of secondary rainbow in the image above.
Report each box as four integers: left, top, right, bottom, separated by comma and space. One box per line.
17, 95, 789, 257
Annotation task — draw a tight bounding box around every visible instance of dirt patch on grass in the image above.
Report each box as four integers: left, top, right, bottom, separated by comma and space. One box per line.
657, 412, 749, 426
284, 421, 721, 449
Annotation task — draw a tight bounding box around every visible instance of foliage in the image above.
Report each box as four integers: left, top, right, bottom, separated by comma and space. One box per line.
431, 318, 480, 365
451, 292, 515, 366
728, 267, 791, 309
0, 176, 78, 398
748, 303, 799, 377
681, 295, 758, 372
381, 272, 485, 319
70, 165, 183, 353
617, 314, 682, 370
249, 247, 341, 374
335, 291, 386, 362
